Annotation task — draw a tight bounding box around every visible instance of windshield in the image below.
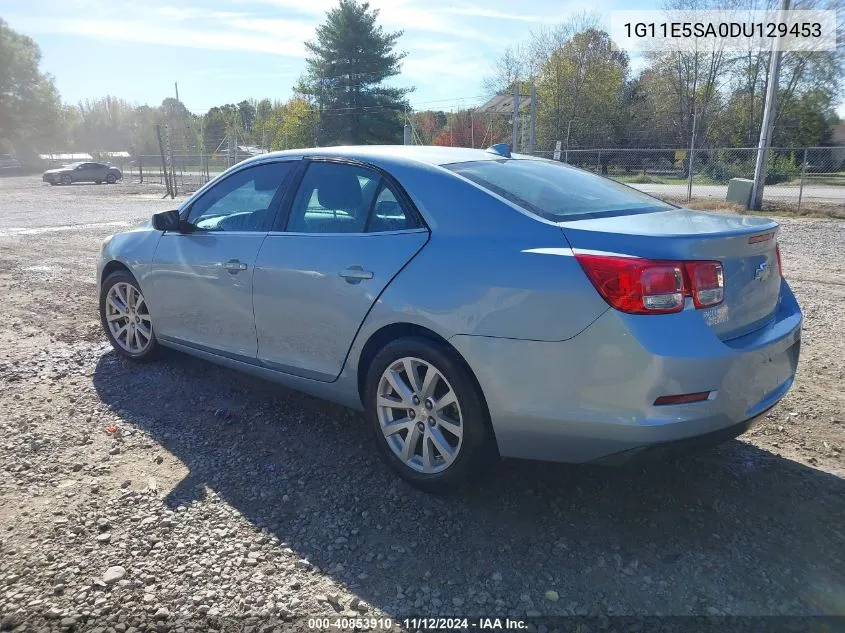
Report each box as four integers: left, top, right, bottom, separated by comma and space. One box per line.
446, 158, 672, 220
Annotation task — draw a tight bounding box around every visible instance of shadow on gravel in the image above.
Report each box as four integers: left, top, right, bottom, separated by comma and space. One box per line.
92, 348, 845, 615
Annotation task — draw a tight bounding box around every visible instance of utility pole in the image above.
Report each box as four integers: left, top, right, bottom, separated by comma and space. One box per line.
751, 0, 790, 210
511, 82, 520, 152
470, 110, 474, 149
564, 120, 574, 163
528, 84, 536, 154
174, 82, 179, 103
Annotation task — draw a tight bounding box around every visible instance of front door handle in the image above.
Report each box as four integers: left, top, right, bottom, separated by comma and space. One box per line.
223, 259, 248, 273
339, 265, 374, 282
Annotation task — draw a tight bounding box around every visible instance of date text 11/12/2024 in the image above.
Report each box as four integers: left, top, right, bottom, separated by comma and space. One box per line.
307, 617, 529, 630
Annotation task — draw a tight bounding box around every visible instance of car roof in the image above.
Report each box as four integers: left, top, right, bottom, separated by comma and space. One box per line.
244, 145, 526, 169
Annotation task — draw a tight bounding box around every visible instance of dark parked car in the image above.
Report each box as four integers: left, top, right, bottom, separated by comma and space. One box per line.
43, 162, 122, 185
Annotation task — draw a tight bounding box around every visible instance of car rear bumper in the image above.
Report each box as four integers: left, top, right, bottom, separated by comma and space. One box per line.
449, 279, 802, 463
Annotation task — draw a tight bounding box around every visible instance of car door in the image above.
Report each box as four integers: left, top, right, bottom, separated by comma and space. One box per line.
92, 162, 109, 181
72, 163, 90, 182
147, 159, 298, 361
253, 159, 429, 381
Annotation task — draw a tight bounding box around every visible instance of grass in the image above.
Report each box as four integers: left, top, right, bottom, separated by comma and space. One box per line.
661, 196, 845, 219
615, 173, 723, 186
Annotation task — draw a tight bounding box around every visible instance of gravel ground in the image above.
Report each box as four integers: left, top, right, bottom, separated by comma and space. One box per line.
0, 176, 843, 632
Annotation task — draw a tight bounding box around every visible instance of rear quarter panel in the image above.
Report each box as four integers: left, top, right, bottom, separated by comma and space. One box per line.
348, 164, 610, 348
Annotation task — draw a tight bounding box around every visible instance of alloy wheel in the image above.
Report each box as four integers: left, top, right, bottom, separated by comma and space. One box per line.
376, 356, 463, 474
105, 282, 153, 354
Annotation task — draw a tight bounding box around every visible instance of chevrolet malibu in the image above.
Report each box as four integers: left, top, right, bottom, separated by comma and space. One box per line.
97, 145, 801, 492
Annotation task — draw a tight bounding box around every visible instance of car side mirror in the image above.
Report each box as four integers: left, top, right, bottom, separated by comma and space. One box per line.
152, 209, 182, 232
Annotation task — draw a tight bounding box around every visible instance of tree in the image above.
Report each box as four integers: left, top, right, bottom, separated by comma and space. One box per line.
266, 97, 319, 150
296, 0, 411, 145
0, 18, 62, 158
535, 29, 629, 151
431, 110, 488, 148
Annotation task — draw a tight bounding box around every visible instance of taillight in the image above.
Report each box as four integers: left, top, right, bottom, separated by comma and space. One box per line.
575, 254, 724, 315
684, 261, 724, 308
775, 245, 783, 278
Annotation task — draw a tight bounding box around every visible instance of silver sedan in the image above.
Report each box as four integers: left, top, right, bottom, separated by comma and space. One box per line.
97, 145, 801, 492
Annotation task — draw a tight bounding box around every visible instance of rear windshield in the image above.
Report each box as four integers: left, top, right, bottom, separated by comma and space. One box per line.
445, 158, 671, 220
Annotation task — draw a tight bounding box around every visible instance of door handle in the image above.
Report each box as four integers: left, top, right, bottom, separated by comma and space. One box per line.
223, 259, 248, 273
339, 266, 374, 282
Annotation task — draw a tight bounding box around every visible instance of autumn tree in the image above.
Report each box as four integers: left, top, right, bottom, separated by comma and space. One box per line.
296, 0, 411, 145
266, 97, 320, 150
535, 29, 629, 150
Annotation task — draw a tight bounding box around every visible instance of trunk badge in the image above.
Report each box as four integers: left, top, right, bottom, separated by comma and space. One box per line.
754, 261, 771, 281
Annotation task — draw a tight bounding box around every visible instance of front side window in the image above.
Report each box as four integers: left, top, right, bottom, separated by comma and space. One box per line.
187, 161, 295, 232
286, 162, 380, 233
446, 158, 671, 221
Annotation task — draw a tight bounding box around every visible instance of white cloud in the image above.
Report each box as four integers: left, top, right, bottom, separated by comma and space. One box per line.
7, 15, 308, 57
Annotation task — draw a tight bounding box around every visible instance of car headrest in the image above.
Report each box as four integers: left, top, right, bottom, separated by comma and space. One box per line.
317, 172, 362, 210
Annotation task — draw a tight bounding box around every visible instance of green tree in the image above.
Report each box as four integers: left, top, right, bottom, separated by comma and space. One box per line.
266, 97, 319, 150
535, 29, 629, 151
0, 18, 62, 158
296, 0, 411, 145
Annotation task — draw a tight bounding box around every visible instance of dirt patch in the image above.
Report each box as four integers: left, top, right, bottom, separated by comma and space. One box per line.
0, 175, 843, 630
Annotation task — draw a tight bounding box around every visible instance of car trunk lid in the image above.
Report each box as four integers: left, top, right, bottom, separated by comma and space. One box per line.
557, 208, 782, 340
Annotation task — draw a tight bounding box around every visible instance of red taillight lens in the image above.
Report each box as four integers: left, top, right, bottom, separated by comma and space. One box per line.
684, 261, 724, 308
775, 245, 783, 278
575, 255, 685, 314
575, 254, 724, 315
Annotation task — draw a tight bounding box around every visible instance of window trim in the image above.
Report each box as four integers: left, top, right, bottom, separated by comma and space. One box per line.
180, 158, 301, 234
273, 156, 427, 235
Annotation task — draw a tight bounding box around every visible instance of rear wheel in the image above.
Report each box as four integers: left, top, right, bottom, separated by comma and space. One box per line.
99, 271, 158, 362
365, 337, 493, 493
106, 173, 117, 184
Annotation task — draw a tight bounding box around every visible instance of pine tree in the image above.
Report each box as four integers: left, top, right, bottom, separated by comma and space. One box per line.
296, 0, 411, 145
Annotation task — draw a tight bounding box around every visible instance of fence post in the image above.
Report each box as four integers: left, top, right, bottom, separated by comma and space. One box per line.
139, 156, 143, 184
686, 107, 697, 204
797, 147, 808, 213
155, 125, 170, 198
597, 149, 601, 174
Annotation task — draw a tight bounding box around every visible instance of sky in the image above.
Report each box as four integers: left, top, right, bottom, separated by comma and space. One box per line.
4, 0, 845, 118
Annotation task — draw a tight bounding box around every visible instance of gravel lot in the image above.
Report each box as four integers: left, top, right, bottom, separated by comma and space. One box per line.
0, 175, 843, 631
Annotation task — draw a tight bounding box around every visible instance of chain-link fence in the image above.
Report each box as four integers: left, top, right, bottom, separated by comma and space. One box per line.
117, 146, 845, 210
121, 154, 251, 194
532, 146, 845, 213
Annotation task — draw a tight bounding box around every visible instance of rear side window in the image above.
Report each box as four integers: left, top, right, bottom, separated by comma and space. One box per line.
285, 162, 419, 234
446, 159, 671, 220
367, 185, 415, 232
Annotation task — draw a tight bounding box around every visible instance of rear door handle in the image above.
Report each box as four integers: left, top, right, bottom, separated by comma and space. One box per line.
339, 266, 374, 282
223, 259, 248, 273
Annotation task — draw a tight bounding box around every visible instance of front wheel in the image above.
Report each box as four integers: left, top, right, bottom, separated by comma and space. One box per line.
99, 271, 158, 362
365, 337, 494, 493
60, 174, 71, 185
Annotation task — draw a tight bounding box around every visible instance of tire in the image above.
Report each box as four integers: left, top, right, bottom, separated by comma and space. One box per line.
49, 181, 57, 186
106, 173, 117, 184
99, 271, 159, 362
60, 174, 71, 185
365, 336, 494, 493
